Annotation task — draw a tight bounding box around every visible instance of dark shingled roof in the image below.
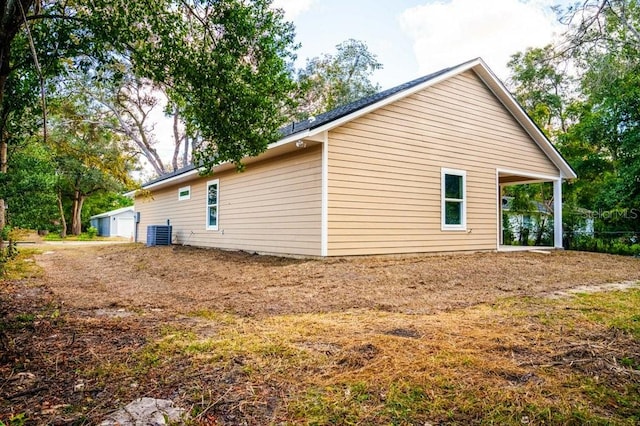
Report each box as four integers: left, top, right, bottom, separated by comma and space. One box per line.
143, 59, 475, 187
280, 61, 467, 138
142, 163, 198, 187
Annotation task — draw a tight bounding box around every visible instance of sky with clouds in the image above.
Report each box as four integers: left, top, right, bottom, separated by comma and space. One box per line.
272, 0, 567, 88
149, 0, 570, 171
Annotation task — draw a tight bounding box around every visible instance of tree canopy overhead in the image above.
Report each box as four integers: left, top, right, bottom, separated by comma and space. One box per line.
0, 0, 300, 243
295, 39, 382, 118
507, 0, 640, 248
1, 0, 298, 166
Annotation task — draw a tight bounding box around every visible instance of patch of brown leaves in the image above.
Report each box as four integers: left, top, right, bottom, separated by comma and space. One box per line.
35, 244, 640, 316
1, 244, 639, 424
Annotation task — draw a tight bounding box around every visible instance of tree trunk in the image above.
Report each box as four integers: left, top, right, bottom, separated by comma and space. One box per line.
0, 131, 6, 251
1, 0, 39, 250
535, 216, 547, 246
171, 106, 185, 171
70, 191, 85, 235
182, 135, 189, 167
56, 189, 67, 238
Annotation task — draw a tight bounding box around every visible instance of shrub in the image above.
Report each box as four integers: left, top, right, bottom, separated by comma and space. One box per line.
569, 235, 640, 256
86, 226, 98, 239
44, 233, 63, 241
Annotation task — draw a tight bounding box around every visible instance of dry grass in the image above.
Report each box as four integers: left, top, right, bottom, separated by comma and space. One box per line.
35, 244, 640, 316
1, 244, 639, 425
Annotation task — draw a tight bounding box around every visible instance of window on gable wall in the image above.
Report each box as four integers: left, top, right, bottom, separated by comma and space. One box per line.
178, 186, 191, 201
206, 179, 219, 230
441, 168, 466, 230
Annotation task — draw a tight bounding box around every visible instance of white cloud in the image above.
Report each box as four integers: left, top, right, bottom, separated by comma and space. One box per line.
399, 0, 562, 80
271, 0, 315, 19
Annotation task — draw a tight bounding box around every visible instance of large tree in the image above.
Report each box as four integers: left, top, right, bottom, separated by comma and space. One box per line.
2, 138, 58, 231
507, 45, 574, 135
75, 69, 189, 177
508, 0, 640, 244
295, 39, 382, 118
0, 0, 298, 248
562, 0, 640, 233
48, 96, 134, 235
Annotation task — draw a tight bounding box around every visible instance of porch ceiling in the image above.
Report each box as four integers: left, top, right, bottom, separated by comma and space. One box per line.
498, 173, 554, 185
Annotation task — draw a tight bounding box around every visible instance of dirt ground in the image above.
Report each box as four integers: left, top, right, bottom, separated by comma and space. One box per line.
35, 244, 640, 316
2, 244, 640, 425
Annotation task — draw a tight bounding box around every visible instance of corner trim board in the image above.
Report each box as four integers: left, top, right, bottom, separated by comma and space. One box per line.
321, 131, 329, 257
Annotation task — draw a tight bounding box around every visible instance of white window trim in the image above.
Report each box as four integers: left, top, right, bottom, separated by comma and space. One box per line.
441, 168, 467, 231
178, 185, 191, 201
206, 179, 219, 231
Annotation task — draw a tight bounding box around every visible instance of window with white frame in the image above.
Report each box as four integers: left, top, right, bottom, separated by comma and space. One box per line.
441, 168, 466, 230
178, 186, 191, 201
206, 179, 219, 230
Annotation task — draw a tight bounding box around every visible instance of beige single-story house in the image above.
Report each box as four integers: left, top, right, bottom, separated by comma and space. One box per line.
132, 58, 577, 257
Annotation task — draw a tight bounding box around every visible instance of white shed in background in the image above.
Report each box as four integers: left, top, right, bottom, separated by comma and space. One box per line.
90, 206, 136, 239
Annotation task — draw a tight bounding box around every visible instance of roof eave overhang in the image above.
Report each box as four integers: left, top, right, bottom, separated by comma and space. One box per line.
89, 206, 135, 219
470, 59, 577, 180
129, 133, 322, 195
292, 58, 577, 180
131, 57, 576, 196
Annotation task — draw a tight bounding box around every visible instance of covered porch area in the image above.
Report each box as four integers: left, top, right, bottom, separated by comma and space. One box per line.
497, 169, 563, 251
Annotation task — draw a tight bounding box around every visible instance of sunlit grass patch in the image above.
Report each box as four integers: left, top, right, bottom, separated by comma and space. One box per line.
187, 309, 238, 325
71, 288, 640, 424
279, 291, 640, 424
1, 248, 43, 280
572, 288, 640, 337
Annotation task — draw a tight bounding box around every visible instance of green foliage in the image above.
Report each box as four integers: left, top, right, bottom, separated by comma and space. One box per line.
90, 0, 300, 171
295, 39, 382, 118
0, 412, 28, 426
47, 95, 136, 234
2, 0, 300, 219
43, 233, 63, 241
86, 226, 98, 239
1, 141, 59, 231
502, 183, 554, 246
508, 2, 640, 249
570, 235, 640, 257
0, 239, 19, 277
507, 45, 573, 135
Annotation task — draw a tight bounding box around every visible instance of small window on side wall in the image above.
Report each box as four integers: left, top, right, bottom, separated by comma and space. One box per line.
206, 179, 219, 231
441, 168, 466, 231
178, 186, 191, 201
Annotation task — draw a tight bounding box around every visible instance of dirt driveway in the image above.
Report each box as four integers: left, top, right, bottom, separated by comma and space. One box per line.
37, 244, 640, 317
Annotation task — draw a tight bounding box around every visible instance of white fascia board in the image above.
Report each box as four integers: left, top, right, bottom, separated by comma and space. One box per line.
90, 206, 134, 219
269, 129, 311, 148
471, 60, 577, 180
320, 131, 328, 256
135, 131, 313, 194
139, 168, 201, 192
302, 61, 482, 139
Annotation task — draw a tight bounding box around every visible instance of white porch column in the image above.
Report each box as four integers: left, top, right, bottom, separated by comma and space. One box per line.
553, 178, 563, 248
498, 184, 503, 245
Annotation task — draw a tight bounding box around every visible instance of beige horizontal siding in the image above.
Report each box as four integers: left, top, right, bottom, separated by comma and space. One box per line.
327, 69, 560, 256
135, 145, 322, 256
